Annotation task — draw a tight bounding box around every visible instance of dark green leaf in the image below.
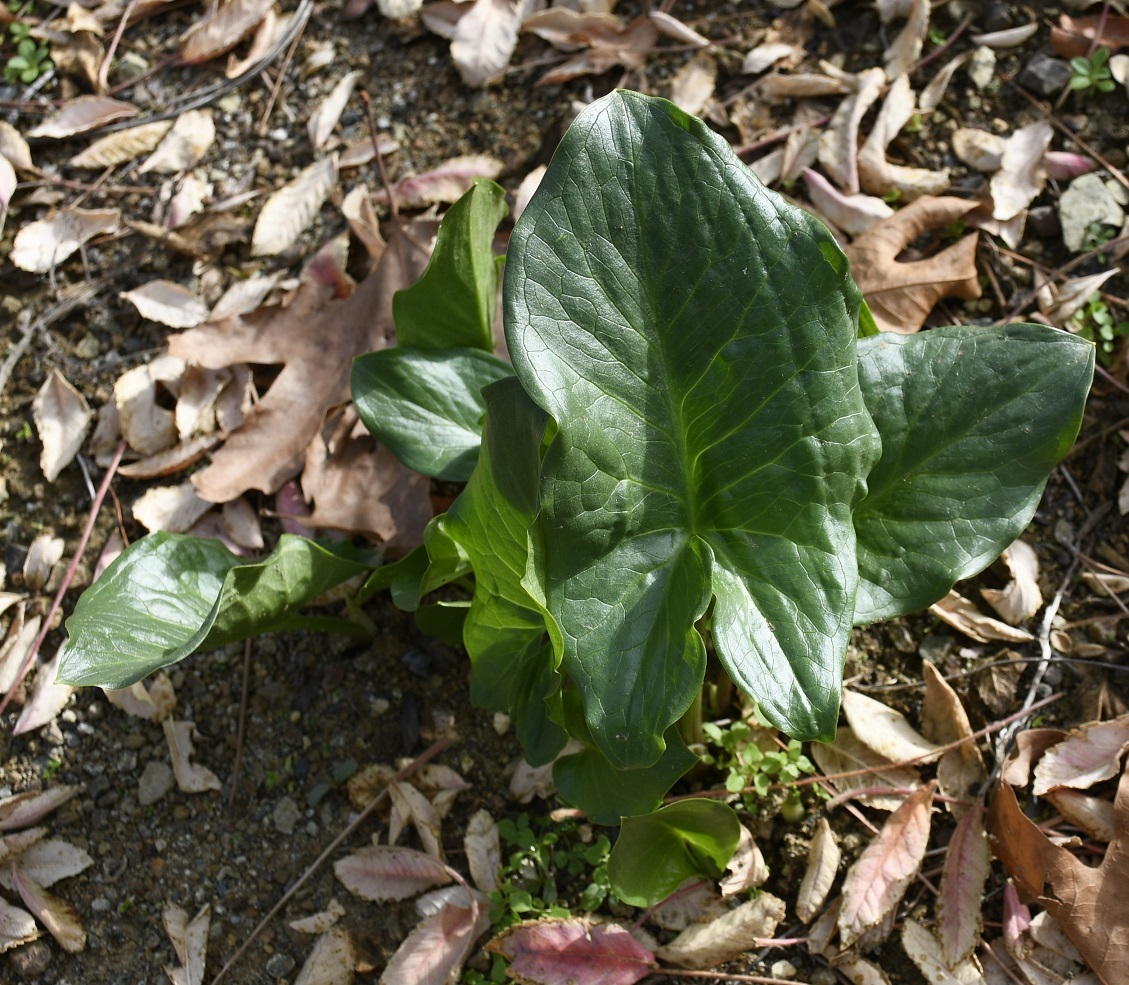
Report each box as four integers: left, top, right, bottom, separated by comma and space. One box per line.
351, 346, 513, 481
58, 533, 373, 688
505, 90, 879, 764
608, 799, 741, 907
854, 325, 1094, 622
393, 179, 508, 351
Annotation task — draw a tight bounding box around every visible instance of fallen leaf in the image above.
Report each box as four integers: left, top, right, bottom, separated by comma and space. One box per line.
1033, 715, 1129, 796
837, 956, 894, 985
921, 661, 987, 812
180, 0, 275, 63
0, 121, 33, 171
649, 9, 710, 47
27, 96, 138, 138
114, 361, 182, 457
882, 0, 929, 79
1051, 13, 1129, 59
902, 919, 987, 985
803, 167, 894, 236
930, 591, 1035, 644
121, 280, 210, 328
512, 164, 546, 221
67, 121, 172, 169
464, 809, 500, 894
795, 817, 840, 923
1040, 269, 1121, 327
952, 128, 1006, 172
373, 154, 502, 209
669, 51, 717, 117
656, 893, 786, 969
489, 918, 656, 985
295, 927, 355, 985
759, 72, 853, 101
132, 482, 213, 534
225, 5, 280, 77
0, 787, 78, 832
843, 196, 980, 334
116, 434, 223, 481
334, 845, 450, 902
980, 539, 1043, 625
649, 881, 725, 932
818, 67, 886, 194
209, 273, 284, 321
1045, 787, 1116, 843
341, 186, 385, 259
383, 889, 489, 985
445, 0, 524, 88
938, 807, 990, 968
163, 901, 209, 985
167, 176, 213, 229
13, 647, 75, 736
290, 899, 346, 934
252, 155, 338, 256
858, 74, 951, 199
0, 152, 15, 215
742, 42, 803, 75
388, 780, 443, 860
0, 608, 39, 695
972, 23, 1039, 49
162, 720, 222, 794
0, 895, 38, 953
811, 726, 922, 811
23, 533, 64, 594
718, 823, 768, 897
842, 689, 944, 765
0, 838, 92, 890
32, 370, 92, 483
11, 864, 85, 953
103, 673, 177, 722
11, 207, 120, 273
521, 9, 658, 86
339, 133, 400, 170
990, 122, 1053, 223
308, 71, 361, 151
138, 110, 216, 174
839, 782, 936, 948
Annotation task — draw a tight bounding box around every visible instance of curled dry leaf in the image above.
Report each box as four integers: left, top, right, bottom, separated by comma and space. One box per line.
308, 71, 361, 151
0, 895, 38, 953
0, 120, 33, 171
116, 433, 223, 481
520, 9, 658, 86
818, 67, 886, 194
225, 5, 280, 78
882, 0, 929, 79
33, 369, 92, 483
669, 51, 717, 117
811, 726, 922, 811
252, 154, 339, 256
1051, 13, 1129, 59
334, 845, 450, 902
67, 121, 172, 169
796, 817, 841, 923
972, 23, 1040, 49
858, 74, 951, 200
11, 207, 120, 273
373, 154, 503, 209
0, 609, 39, 695
138, 110, 216, 174
741, 42, 803, 75
388, 780, 443, 860
719, 823, 768, 897
901, 919, 987, 985
1039, 269, 1121, 327
447, 0, 524, 89
0, 787, 78, 832
842, 689, 944, 765
981, 539, 1043, 624
103, 673, 177, 722
990, 121, 1053, 223
656, 893, 786, 969
290, 898, 346, 935
843, 196, 979, 333
1045, 788, 1116, 843
132, 482, 213, 534
222, 497, 263, 550
0, 839, 90, 892
489, 918, 656, 985
23, 533, 65, 594
13, 646, 75, 736
802, 167, 893, 236
929, 591, 1035, 644
27, 95, 138, 138
937, 807, 990, 968
12, 864, 85, 953
649, 9, 710, 47
839, 782, 936, 949
162, 719, 222, 793
341, 186, 385, 260
163, 902, 210, 985
464, 809, 500, 894
921, 660, 986, 815
294, 927, 355, 985
210, 272, 284, 321
1032, 715, 1129, 796
167, 176, 213, 229
180, 0, 275, 63
649, 881, 725, 932
121, 280, 210, 328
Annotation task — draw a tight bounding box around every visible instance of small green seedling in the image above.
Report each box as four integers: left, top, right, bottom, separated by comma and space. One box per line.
1070, 47, 1116, 95
702, 720, 815, 813
1070, 292, 1129, 364
4, 22, 52, 85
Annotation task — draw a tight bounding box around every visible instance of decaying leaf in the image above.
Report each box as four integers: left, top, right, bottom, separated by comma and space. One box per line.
294, 927, 355, 985
103, 672, 177, 722
649, 881, 725, 932
180, 0, 275, 63
990, 121, 1053, 223
13, 647, 75, 736
11, 208, 120, 273
921, 661, 987, 813
839, 782, 935, 949
132, 482, 213, 534
930, 591, 1035, 644
11, 864, 85, 953
252, 155, 339, 256
138, 110, 216, 174
818, 67, 885, 194
842, 689, 944, 765
1033, 715, 1129, 796
68, 121, 173, 169
382, 887, 489, 985
0, 608, 39, 695
0, 787, 78, 832
210, 272, 284, 321
28, 96, 138, 138
669, 52, 717, 117
858, 74, 950, 199
937, 807, 990, 968
121, 280, 210, 328
843, 197, 980, 333
23, 533, 64, 594
0, 895, 38, 953
718, 823, 768, 897
489, 918, 656, 985
163, 902, 210, 985
796, 817, 841, 923
334, 845, 450, 902
373, 154, 503, 209
32, 369, 92, 482
0, 121, 33, 171
521, 9, 658, 86
881, 0, 929, 79
811, 726, 922, 811
441, 0, 525, 88
0, 838, 91, 891
162, 719, 222, 794
308, 71, 361, 151
388, 780, 443, 860
902, 919, 987, 985
1045, 788, 1116, 843
464, 810, 500, 894
980, 539, 1043, 625
1040, 269, 1121, 327
656, 893, 786, 969
803, 167, 894, 236
290, 899, 346, 935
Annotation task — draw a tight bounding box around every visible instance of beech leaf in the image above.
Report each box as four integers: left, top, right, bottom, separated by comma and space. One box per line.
27, 96, 138, 138
0, 895, 38, 953
448, 0, 523, 88
842, 689, 944, 765
796, 817, 841, 923
334, 845, 450, 902
68, 121, 172, 169
33, 369, 93, 483
1033, 715, 1129, 796
13, 647, 75, 736
489, 918, 656, 985
937, 807, 990, 968
464, 810, 500, 894
11, 208, 120, 273
252, 155, 339, 256
121, 280, 210, 329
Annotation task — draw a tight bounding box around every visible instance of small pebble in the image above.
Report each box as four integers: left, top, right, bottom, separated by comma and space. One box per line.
138, 761, 174, 806
272, 796, 302, 836
770, 960, 797, 980
10, 940, 51, 978
265, 953, 296, 977
492, 712, 511, 736
1017, 53, 1073, 97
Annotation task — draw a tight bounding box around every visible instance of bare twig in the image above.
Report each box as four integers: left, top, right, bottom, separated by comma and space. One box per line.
256, 4, 309, 136
98, 0, 141, 92
227, 638, 253, 811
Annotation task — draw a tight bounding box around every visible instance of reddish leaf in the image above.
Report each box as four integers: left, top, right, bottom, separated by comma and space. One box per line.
489, 918, 656, 985
937, 806, 990, 968
1032, 715, 1129, 796
382, 891, 489, 985
334, 845, 450, 902
180, 0, 275, 63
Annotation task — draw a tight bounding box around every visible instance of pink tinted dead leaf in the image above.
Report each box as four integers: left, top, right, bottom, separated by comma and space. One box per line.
839, 782, 936, 949
222, 497, 263, 550
180, 0, 274, 63
490, 918, 656, 985
0, 121, 33, 171
162, 720, 222, 794
0, 609, 39, 694
521, 9, 658, 86
120, 280, 210, 328
169, 230, 428, 510
938, 807, 990, 968
132, 482, 213, 533
989, 770, 1129, 985
0, 895, 38, 953
1033, 715, 1129, 796
0, 788, 77, 832
13, 647, 74, 736
163, 902, 209, 985
981, 539, 1043, 624
991, 121, 1053, 222
67, 121, 171, 169
918, 51, 973, 113
252, 154, 339, 256
11, 207, 120, 273
656, 893, 786, 969
796, 817, 841, 923
116, 434, 222, 481
810, 726, 922, 811
1051, 14, 1129, 59
138, 109, 216, 174
388, 780, 443, 859
210, 273, 283, 321
802, 167, 893, 236
334, 845, 450, 902
383, 890, 489, 985
276, 479, 316, 537
930, 591, 1035, 644
1045, 788, 1115, 843
842, 689, 944, 765
294, 926, 355, 985
32, 369, 92, 483
719, 823, 768, 897
818, 67, 885, 194
1000, 729, 1068, 788
103, 672, 177, 722
902, 919, 987, 985
805, 895, 841, 958
11, 864, 85, 953
464, 809, 500, 894
1044, 151, 1098, 182
858, 74, 951, 199
308, 71, 361, 151
882, 0, 928, 79
339, 134, 399, 170
373, 154, 503, 209
167, 176, 213, 229
28, 95, 138, 138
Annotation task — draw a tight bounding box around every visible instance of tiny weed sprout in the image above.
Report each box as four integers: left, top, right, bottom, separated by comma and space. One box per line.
1069, 47, 1116, 96
58, 92, 1094, 906
4, 21, 52, 85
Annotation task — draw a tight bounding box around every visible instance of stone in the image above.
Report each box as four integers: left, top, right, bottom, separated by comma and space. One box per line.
1026, 205, 1061, 240
1018, 53, 1073, 97
265, 953, 296, 977
271, 795, 302, 836
1059, 173, 1126, 251
138, 760, 174, 806
10, 940, 51, 978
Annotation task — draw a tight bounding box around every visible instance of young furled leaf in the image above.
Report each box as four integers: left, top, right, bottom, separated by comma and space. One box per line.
488, 918, 656, 985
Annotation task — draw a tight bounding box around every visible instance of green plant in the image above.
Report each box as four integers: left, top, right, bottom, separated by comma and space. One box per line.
58, 92, 1094, 906
41, 756, 63, 779
1069, 46, 1116, 95
4, 22, 51, 85
702, 719, 814, 813
1069, 292, 1129, 364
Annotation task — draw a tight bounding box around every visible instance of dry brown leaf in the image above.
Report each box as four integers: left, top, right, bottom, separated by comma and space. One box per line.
937, 807, 990, 968
67, 120, 172, 169
0, 121, 33, 171
132, 482, 213, 533
758, 73, 853, 101
11, 864, 85, 953
138, 109, 216, 174
741, 42, 802, 75
839, 782, 935, 949
1033, 716, 1129, 796
1, 152, 15, 217
650, 881, 725, 932
930, 591, 1035, 644
0, 787, 78, 832
121, 280, 210, 328
858, 74, 951, 199
180, 0, 274, 63
0, 895, 38, 953
521, 9, 658, 86
512, 164, 546, 222
1040, 269, 1121, 327
336, 845, 450, 903
11, 207, 120, 273
796, 817, 841, 923
388, 780, 443, 860
902, 919, 987, 985
811, 726, 922, 811
290, 899, 346, 935
32, 369, 92, 483
117, 434, 222, 480
989, 768, 1129, 985
844, 196, 981, 334
842, 689, 944, 765
225, 5, 280, 77
166, 176, 212, 229
341, 186, 385, 260
374, 154, 502, 209
13, 647, 75, 736
446, 0, 524, 88
168, 228, 428, 519
294, 926, 355, 985
309, 71, 361, 151
464, 809, 500, 894
0, 608, 39, 695
163, 901, 210, 985
655, 893, 786, 969
23, 534, 64, 593
222, 497, 263, 550
27, 95, 138, 138
252, 154, 338, 256
1045, 788, 1116, 843
990, 122, 1053, 223
719, 823, 768, 897
818, 67, 885, 194
882, 0, 928, 79
837, 957, 894, 985
114, 362, 180, 457
103, 673, 176, 722
921, 661, 987, 814
1051, 13, 1129, 59
209, 273, 283, 321
338, 133, 399, 170
162, 719, 222, 793
649, 9, 710, 47
981, 539, 1043, 625
669, 52, 716, 117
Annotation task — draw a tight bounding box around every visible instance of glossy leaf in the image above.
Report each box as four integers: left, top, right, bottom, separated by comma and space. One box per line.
853, 325, 1093, 623
58, 533, 373, 688
505, 90, 879, 765
393, 178, 507, 351
352, 346, 513, 481
608, 799, 741, 907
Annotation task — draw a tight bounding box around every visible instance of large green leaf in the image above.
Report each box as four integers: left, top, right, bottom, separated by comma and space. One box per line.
393, 179, 507, 351
57, 534, 373, 688
505, 90, 880, 766
854, 325, 1094, 623
351, 346, 513, 481
437, 377, 567, 765
608, 799, 741, 907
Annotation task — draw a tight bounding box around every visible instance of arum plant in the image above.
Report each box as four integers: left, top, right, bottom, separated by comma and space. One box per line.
58, 91, 1093, 906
